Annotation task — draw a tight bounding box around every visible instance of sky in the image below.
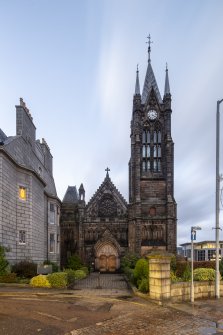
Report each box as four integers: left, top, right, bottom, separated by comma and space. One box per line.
0, 0, 223, 246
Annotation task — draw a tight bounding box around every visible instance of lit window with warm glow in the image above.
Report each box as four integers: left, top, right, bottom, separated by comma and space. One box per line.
19, 186, 26, 200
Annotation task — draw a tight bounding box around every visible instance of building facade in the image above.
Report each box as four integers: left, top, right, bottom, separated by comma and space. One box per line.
0, 98, 60, 265
60, 46, 177, 271
180, 241, 223, 261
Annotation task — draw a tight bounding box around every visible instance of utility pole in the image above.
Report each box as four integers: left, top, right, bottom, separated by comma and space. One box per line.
215, 99, 223, 299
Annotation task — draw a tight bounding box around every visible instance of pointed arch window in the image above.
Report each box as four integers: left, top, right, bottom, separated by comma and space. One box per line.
142, 129, 151, 171
142, 126, 162, 172
153, 127, 162, 172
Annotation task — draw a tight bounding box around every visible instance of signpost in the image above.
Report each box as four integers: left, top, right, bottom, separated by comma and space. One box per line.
191, 226, 201, 303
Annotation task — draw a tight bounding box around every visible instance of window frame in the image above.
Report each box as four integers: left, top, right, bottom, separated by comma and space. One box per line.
197, 249, 205, 261
49, 203, 55, 224
19, 186, 27, 201
142, 125, 162, 173
19, 230, 26, 245
49, 233, 55, 253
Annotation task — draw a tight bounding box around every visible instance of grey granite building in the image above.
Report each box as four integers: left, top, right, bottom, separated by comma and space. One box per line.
60, 46, 177, 271
0, 98, 60, 265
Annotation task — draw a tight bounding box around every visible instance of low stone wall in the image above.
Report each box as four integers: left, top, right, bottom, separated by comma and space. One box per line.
147, 255, 223, 303
171, 281, 223, 302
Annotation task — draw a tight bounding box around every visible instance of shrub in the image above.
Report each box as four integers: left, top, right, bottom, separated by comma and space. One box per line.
0, 246, 8, 275
11, 261, 37, 278
138, 277, 149, 293
175, 261, 189, 278
193, 268, 216, 281
74, 269, 87, 280
123, 267, 134, 283
80, 266, 89, 275
182, 263, 191, 282
120, 253, 140, 270
134, 259, 149, 281
170, 256, 177, 273
193, 261, 215, 270
0, 273, 18, 283
43, 260, 59, 272
170, 271, 182, 283
47, 272, 67, 288
64, 269, 76, 287
67, 255, 83, 270
30, 275, 51, 288
220, 259, 223, 277
133, 258, 149, 288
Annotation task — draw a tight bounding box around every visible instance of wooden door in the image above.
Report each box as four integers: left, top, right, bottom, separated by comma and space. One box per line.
107, 255, 116, 272
99, 255, 107, 272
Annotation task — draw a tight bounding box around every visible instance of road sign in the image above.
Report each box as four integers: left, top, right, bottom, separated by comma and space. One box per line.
191, 231, 196, 241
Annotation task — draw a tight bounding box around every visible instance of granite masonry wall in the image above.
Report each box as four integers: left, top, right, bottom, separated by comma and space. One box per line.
0, 100, 60, 265
0, 154, 17, 262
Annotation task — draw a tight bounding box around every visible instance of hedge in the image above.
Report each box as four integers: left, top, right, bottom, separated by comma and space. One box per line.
30, 275, 51, 288
47, 272, 67, 288
193, 268, 216, 281
133, 258, 149, 292
11, 261, 37, 278
0, 273, 18, 283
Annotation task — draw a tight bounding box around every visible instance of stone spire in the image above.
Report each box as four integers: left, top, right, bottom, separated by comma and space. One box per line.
135, 65, 140, 95
164, 63, 171, 96
79, 183, 85, 201
142, 35, 162, 104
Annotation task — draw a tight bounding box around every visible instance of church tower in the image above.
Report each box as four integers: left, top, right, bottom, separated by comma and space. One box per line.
128, 36, 177, 255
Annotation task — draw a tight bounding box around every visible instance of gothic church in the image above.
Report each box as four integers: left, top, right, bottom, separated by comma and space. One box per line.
60, 44, 177, 271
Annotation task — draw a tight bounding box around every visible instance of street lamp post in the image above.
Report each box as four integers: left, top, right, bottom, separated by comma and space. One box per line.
191, 226, 201, 303
215, 99, 223, 299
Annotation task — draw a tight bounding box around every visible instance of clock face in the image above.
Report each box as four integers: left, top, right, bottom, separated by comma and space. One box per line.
148, 109, 158, 120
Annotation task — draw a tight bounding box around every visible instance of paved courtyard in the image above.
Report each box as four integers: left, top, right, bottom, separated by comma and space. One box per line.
73, 273, 130, 296
0, 274, 223, 335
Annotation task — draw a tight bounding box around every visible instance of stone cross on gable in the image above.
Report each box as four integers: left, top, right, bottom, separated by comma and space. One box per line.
105, 167, 110, 176
146, 34, 153, 62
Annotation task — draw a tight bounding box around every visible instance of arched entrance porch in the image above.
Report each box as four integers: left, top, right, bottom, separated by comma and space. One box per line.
94, 241, 120, 272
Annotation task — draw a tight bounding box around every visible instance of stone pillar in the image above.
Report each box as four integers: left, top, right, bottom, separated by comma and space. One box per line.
149, 256, 171, 301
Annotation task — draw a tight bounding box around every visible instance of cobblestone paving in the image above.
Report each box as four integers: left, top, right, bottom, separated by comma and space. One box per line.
67, 296, 214, 335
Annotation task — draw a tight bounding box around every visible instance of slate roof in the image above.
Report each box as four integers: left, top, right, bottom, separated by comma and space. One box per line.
141, 61, 162, 104
63, 186, 79, 203
0, 129, 7, 143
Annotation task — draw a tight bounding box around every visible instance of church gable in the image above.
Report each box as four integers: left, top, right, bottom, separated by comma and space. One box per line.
143, 87, 162, 113
86, 172, 127, 219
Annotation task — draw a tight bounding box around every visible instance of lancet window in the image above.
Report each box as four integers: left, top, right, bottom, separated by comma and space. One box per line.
142, 129, 151, 172
142, 126, 162, 172
153, 128, 162, 172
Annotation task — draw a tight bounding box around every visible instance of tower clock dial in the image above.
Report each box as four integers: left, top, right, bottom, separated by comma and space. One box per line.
148, 109, 158, 120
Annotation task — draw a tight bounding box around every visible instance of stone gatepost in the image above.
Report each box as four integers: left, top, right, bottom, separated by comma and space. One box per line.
148, 256, 171, 302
